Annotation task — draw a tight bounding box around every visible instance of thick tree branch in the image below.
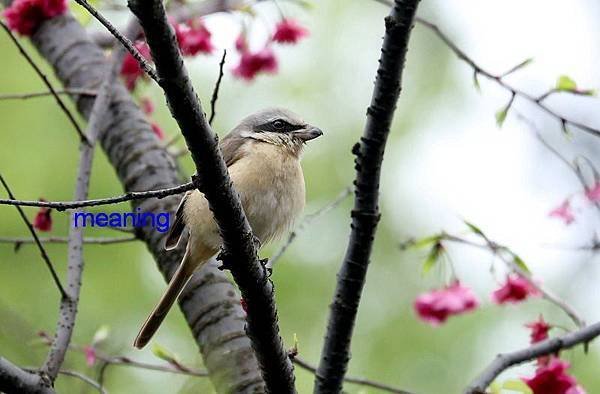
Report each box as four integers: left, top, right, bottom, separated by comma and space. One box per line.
314, 1, 420, 392
127, 0, 295, 392
0, 357, 54, 394
465, 321, 600, 393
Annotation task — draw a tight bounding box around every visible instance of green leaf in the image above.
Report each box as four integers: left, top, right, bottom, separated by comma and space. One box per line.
556, 75, 577, 91
413, 235, 442, 249
512, 255, 531, 274
488, 381, 502, 394
473, 71, 481, 92
502, 379, 533, 393
503, 58, 534, 76
495, 93, 515, 128
92, 325, 110, 346
464, 221, 485, 237
422, 243, 443, 275
151, 343, 177, 362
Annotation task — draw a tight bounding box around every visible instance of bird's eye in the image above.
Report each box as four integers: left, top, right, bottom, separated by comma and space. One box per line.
272, 120, 285, 130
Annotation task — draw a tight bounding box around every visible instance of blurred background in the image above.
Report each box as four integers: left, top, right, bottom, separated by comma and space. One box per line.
1, 0, 600, 392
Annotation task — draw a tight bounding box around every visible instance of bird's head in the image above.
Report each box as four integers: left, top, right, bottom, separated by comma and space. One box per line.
231, 107, 323, 155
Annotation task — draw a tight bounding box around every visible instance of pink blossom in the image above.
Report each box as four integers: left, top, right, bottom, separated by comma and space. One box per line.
175, 20, 213, 56
492, 275, 540, 304
233, 47, 278, 80
525, 315, 551, 343
549, 199, 575, 225
272, 18, 309, 44
120, 42, 152, 91
3, 0, 66, 36
240, 297, 247, 313
83, 346, 96, 367
235, 34, 248, 52
151, 122, 165, 140
523, 358, 585, 394
32, 202, 52, 232
585, 182, 600, 203
414, 281, 479, 326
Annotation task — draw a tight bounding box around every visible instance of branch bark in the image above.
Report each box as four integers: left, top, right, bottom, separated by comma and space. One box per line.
127, 0, 295, 392
314, 1, 420, 392
0, 357, 54, 394
22, 11, 264, 394
465, 321, 600, 393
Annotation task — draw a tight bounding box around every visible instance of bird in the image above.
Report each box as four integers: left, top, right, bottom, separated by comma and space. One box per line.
133, 107, 323, 349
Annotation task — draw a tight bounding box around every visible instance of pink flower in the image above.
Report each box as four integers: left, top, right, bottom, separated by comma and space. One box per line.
233, 47, 278, 80
585, 182, 600, 203
549, 199, 575, 225
151, 122, 165, 140
240, 297, 247, 313
3, 0, 66, 36
272, 18, 309, 44
414, 281, 479, 326
83, 345, 96, 367
121, 42, 152, 91
525, 315, 551, 343
175, 20, 213, 56
140, 97, 154, 115
492, 275, 540, 304
33, 203, 52, 232
523, 358, 585, 394
235, 33, 248, 52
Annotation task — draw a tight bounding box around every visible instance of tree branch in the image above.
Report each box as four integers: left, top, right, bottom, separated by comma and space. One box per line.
40, 21, 138, 382
0, 182, 195, 211
0, 88, 97, 100
465, 321, 600, 393
127, 0, 295, 391
0, 236, 136, 245
0, 357, 54, 394
314, 1, 420, 392
0, 174, 67, 298
209, 49, 227, 126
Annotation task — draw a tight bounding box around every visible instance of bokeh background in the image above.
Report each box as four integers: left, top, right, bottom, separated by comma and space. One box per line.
1, 0, 600, 392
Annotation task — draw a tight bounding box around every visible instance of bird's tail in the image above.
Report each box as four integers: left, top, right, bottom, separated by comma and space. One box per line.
134, 252, 194, 349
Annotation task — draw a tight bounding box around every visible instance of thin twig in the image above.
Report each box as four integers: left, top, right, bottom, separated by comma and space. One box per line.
465, 321, 600, 393
0, 236, 137, 245
0, 182, 195, 211
0, 88, 97, 100
0, 21, 90, 145
0, 174, 67, 298
270, 187, 352, 265
41, 20, 139, 382
413, 16, 600, 138
294, 356, 413, 394
58, 370, 106, 394
72, 0, 159, 83
209, 50, 227, 126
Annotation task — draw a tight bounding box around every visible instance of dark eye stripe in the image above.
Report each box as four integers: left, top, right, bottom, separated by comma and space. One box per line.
256, 121, 303, 133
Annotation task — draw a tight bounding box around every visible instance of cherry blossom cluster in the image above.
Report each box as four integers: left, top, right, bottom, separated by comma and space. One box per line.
3, 0, 66, 36
549, 182, 600, 225
120, 16, 309, 91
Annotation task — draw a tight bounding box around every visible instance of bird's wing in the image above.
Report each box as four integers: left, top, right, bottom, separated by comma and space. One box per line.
164, 191, 189, 250
220, 134, 248, 167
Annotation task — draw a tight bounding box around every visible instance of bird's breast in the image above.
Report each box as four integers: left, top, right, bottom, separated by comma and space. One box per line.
229, 143, 306, 244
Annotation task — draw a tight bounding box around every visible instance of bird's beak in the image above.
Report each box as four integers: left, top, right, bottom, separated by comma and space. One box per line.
294, 127, 323, 142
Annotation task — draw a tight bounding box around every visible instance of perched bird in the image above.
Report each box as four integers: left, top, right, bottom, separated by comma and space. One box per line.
134, 107, 323, 349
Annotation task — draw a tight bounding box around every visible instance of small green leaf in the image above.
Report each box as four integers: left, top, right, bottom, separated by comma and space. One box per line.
92, 325, 110, 346
414, 235, 442, 249
422, 243, 443, 275
495, 93, 515, 127
556, 75, 577, 91
503, 58, 534, 77
464, 221, 485, 237
473, 71, 481, 92
512, 255, 531, 274
488, 381, 502, 394
502, 378, 533, 393
151, 343, 177, 362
